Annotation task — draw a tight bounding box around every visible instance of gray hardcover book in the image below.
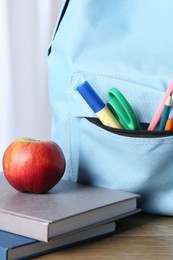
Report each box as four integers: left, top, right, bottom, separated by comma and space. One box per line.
0, 173, 140, 242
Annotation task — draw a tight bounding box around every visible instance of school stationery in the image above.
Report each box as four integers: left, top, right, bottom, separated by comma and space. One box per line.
158, 95, 172, 131
0, 173, 140, 242
48, 0, 173, 215
107, 88, 139, 130
148, 81, 173, 131
77, 81, 122, 129
0, 222, 116, 260
164, 118, 173, 131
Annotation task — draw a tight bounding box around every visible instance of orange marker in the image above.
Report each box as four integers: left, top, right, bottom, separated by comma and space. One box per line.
164, 118, 173, 130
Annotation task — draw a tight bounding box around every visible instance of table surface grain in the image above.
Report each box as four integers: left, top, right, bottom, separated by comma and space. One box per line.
32, 213, 173, 260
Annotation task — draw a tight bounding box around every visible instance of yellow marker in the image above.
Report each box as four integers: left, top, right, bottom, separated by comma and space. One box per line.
96, 105, 122, 128
77, 81, 122, 129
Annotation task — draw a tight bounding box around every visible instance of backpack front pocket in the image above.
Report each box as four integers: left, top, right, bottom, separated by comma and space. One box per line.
77, 117, 173, 215
69, 71, 173, 215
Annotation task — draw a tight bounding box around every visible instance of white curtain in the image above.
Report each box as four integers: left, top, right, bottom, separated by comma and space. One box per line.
0, 0, 62, 170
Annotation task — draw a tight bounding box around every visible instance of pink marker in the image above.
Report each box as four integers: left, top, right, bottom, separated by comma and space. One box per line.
148, 81, 173, 131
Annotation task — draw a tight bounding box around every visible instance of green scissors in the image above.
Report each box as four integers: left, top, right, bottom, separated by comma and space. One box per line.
107, 88, 139, 130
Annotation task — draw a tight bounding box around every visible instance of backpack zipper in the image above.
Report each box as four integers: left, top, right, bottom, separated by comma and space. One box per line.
52, 0, 70, 41
86, 117, 173, 138
48, 0, 70, 55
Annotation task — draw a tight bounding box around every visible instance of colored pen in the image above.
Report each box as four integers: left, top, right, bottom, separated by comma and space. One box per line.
158, 95, 172, 131
148, 81, 173, 131
77, 81, 123, 129
164, 118, 173, 131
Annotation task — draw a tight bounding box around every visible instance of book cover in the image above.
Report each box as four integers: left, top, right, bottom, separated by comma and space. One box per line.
0, 173, 140, 242
0, 222, 116, 260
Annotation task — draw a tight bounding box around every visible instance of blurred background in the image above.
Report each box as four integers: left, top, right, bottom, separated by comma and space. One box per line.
0, 0, 62, 170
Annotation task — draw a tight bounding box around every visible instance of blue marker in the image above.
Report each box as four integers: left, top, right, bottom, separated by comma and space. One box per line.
76, 81, 122, 129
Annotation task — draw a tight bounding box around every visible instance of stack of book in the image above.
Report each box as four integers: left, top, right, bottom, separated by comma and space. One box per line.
0, 173, 140, 259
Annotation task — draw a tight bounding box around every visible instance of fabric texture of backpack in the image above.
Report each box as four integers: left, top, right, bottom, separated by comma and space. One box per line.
48, 0, 173, 215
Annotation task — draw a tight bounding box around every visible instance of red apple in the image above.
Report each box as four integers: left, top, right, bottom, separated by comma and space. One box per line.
2, 138, 66, 193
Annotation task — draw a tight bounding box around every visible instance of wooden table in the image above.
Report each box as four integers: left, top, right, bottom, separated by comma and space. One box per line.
33, 213, 173, 260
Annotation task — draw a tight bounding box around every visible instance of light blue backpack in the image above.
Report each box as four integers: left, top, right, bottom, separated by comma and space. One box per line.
48, 0, 173, 215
